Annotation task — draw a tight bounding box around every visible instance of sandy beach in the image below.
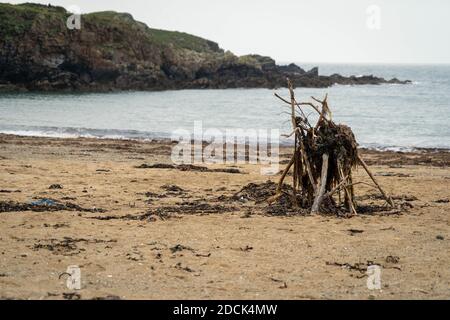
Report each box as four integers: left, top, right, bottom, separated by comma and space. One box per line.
0, 134, 449, 300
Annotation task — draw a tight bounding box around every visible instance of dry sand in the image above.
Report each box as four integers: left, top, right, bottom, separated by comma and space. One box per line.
0, 134, 449, 300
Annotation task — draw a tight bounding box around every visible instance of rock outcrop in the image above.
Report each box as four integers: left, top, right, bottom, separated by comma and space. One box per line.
0, 3, 410, 92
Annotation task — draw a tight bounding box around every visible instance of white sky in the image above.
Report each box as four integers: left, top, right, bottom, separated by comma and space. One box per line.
4, 0, 450, 64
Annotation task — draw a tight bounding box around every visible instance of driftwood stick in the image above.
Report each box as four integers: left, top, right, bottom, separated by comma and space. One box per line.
287, 79, 297, 130
323, 174, 349, 200
287, 79, 300, 205
311, 153, 329, 214
299, 139, 317, 192
268, 154, 295, 204
275, 93, 322, 116
339, 165, 357, 215
358, 155, 395, 208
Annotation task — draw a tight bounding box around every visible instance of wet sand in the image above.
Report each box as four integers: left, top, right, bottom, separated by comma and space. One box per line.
0, 134, 449, 300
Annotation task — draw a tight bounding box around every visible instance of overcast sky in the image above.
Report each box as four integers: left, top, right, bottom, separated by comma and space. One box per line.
4, 0, 450, 64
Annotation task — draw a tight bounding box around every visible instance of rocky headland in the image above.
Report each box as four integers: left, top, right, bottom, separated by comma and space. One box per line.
0, 3, 410, 92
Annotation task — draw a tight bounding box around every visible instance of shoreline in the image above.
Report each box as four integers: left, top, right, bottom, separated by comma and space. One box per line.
1, 133, 449, 155
0, 80, 413, 94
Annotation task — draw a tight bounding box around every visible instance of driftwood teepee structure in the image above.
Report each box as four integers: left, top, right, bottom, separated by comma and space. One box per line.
269, 79, 395, 216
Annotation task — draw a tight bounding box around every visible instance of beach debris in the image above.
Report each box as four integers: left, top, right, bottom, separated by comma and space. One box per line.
30, 198, 57, 206
170, 244, 194, 254
436, 235, 445, 240
347, 229, 364, 236
326, 261, 372, 274
154, 202, 236, 216
89, 200, 235, 221
385, 256, 400, 264
136, 163, 243, 174
327, 260, 402, 273
31, 237, 116, 256
91, 295, 121, 300
161, 184, 185, 193
267, 79, 396, 216
434, 199, 449, 204
240, 245, 254, 252
376, 172, 412, 178
0, 189, 21, 193
174, 262, 195, 273
88, 212, 155, 221
232, 181, 289, 203
241, 211, 252, 218
61, 196, 77, 201
126, 251, 144, 261
0, 199, 106, 213
62, 293, 81, 300
49, 184, 63, 190
43, 223, 69, 229
195, 253, 211, 258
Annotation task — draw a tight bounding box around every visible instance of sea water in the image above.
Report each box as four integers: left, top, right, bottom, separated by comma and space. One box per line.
1, 64, 449, 151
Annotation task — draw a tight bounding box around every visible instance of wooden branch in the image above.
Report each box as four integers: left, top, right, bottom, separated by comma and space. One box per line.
281, 127, 301, 138
311, 153, 329, 214
287, 79, 298, 130
323, 174, 349, 200
339, 165, 357, 215
299, 139, 317, 192
267, 154, 295, 204
297, 102, 322, 115
314, 94, 330, 131
275, 93, 322, 116
287, 79, 300, 202
358, 155, 395, 208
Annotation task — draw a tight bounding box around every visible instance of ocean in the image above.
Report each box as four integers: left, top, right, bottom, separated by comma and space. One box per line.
1, 64, 449, 151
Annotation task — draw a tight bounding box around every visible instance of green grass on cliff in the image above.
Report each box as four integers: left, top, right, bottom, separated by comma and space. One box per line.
0, 3, 67, 39
147, 28, 221, 53
84, 11, 222, 53
0, 3, 222, 54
